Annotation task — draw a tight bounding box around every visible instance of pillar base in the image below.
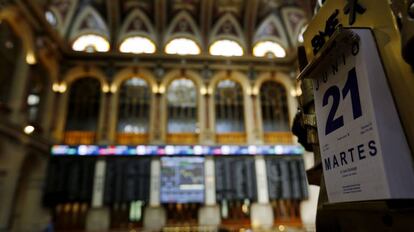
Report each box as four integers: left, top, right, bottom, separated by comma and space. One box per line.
143, 206, 166, 231
250, 203, 274, 229
198, 205, 221, 227
85, 207, 110, 231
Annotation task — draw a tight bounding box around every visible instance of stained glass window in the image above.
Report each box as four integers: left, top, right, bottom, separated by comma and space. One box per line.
167, 78, 197, 133
117, 77, 151, 133
260, 81, 289, 131
65, 78, 101, 131
215, 79, 245, 133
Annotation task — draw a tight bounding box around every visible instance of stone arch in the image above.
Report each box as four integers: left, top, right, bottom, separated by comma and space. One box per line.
112, 68, 157, 93
161, 69, 205, 92
118, 8, 156, 45
209, 13, 246, 49
208, 71, 255, 143
158, 69, 206, 143
254, 72, 297, 128
69, 6, 109, 40
281, 7, 307, 47
0, 6, 36, 63
164, 11, 202, 49
62, 66, 109, 92
208, 70, 251, 94
254, 14, 289, 49
48, 0, 79, 35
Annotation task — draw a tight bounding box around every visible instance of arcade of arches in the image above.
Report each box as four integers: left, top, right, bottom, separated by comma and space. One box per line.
0, 1, 319, 232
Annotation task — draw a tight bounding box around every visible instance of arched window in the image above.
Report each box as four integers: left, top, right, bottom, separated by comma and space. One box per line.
117, 77, 151, 133
209, 40, 243, 57
253, 41, 286, 58
65, 78, 101, 144
260, 81, 289, 131
167, 78, 197, 133
26, 65, 49, 125
215, 79, 245, 133
0, 21, 22, 107
165, 38, 201, 55
72, 34, 110, 52
119, 36, 156, 54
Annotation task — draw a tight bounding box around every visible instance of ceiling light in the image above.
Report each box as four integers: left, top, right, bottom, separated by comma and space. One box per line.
24, 125, 35, 135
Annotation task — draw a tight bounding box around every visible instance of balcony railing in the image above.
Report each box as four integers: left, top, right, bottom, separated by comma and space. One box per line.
263, 132, 294, 144
166, 133, 199, 144
116, 133, 149, 145
64, 131, 96, 145
216, 132, 247, 144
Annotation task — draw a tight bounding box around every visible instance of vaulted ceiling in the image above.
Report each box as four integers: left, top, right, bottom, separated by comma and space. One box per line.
32, 0, 311, 57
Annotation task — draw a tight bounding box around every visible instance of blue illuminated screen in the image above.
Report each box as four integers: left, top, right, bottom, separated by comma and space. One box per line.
160, 157, 205, 203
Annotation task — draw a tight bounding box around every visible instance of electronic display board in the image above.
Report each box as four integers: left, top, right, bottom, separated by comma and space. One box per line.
160, 157, 205, 203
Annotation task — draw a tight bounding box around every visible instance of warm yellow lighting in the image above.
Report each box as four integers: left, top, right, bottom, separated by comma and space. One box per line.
278, 225, 285, 231
165, 38, 201, 55
72, 34, 110, 52
152, 85, 159, 93
52, 83, 60, 92
253, 41, 286, 58
158, 86, 165, 94
26, 52, 36, 65
119, 36, 156, 54
102, 85, 110, 93
209, 39, 243, 57
110, 85, 117, 93
24, 125, 35, 135
59, 83, 67, 93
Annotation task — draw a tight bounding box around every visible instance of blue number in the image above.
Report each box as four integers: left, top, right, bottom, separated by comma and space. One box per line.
342, 67, 362, 119
322, 67, 362, 135
323, 86, 344, 135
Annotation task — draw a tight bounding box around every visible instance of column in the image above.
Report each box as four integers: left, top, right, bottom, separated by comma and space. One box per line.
11, 154, 50, 232
0, 140, 26, 232
53, 90, 69, 142
8, 50, 30, 125
86, 159, 110, 231
96, 92, 108, 144
251, 156, 274, 229
107, 91, 118, 144
198, 157, 221, 227
251, 93, 264, 144
151, 93, 163, 144
39, 85, 55, 136
201, 92, 214, 144
143, 158, 166, 231
244, 90, 255, 144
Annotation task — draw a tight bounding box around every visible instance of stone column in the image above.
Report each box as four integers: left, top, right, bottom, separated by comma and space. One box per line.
8, 50, 30, 126
143, 158, 166, 231
96, 92, 108, 143
11, 153, 50, 232
39, 85, 55, 136
201, 92, 214, 145
0, 140, 26, 232
53, 90, 69, 142
151, 93, 163, 144
86, 159, 110, 231
198, 157, 221, 227
251, 93, 264, 144
243, 90, 255, 144
251, 156, 274, 229
107, 91, 118, 144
